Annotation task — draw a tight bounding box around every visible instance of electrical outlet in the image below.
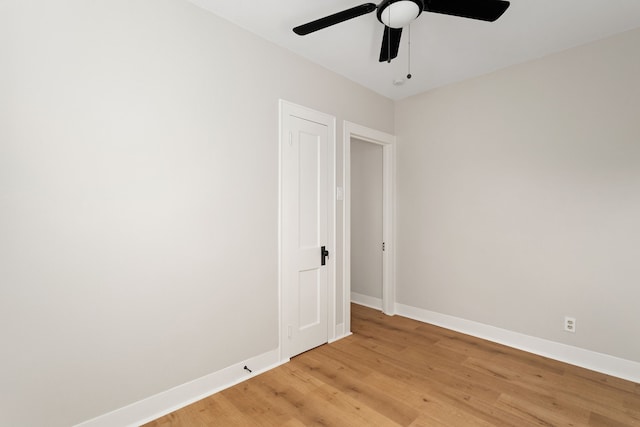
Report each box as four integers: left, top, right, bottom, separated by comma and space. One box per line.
564, 316, 576, 333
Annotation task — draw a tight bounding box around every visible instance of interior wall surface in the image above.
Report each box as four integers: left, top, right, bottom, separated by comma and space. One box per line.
395, 28, 640, 363
0, 1, 394, 426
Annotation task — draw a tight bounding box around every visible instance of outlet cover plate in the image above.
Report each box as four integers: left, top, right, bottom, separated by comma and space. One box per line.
564, 316, 576, 333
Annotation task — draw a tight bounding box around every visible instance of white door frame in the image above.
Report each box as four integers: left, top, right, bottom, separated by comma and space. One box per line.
278, 100, 336, 362
343, 121, 396, 332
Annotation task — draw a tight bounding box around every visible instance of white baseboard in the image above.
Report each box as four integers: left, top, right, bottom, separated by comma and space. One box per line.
395, 303, 640, 384
351, 292, 383, 310
74, 349, 286, 427
75, 305, 639, 427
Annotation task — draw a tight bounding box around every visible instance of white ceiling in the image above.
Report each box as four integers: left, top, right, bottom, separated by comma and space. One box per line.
189, 0, 640, 100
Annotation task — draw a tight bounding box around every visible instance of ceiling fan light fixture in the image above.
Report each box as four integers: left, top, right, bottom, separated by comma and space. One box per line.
378, 0, 422, 29
293, 0, 510, 64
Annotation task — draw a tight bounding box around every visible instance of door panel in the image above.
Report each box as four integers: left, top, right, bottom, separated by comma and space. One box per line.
281, 109, 331, 358
298, 269, 320, 329
298, 131, 320, 248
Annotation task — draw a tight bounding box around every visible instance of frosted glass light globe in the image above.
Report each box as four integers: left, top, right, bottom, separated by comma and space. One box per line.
380, 1, 421, 28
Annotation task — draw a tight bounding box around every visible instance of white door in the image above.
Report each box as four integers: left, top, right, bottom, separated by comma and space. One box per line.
280, 101, 334, 359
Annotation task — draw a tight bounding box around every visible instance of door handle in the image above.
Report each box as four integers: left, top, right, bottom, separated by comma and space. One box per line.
321, 246, 329, 266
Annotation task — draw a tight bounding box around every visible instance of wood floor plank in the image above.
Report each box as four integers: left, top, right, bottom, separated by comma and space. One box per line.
589, 412, 640, 427
364, 369, 529, 427
145, 304, 640, 426
495, 391, 590, 426
298, 351, 420, 425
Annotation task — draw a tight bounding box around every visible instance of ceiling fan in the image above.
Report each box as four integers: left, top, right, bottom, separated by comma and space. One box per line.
293, 0, 510, 63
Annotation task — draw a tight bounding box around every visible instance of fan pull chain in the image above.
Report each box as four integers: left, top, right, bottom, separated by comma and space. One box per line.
407, 24, 412, 79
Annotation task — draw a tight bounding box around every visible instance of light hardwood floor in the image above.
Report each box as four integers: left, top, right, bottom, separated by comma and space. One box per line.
146, 304, 640, 426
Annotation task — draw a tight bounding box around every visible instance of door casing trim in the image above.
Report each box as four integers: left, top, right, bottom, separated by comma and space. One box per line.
343, 121, 396, 333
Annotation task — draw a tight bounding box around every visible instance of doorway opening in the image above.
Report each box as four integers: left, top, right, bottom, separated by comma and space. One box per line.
350, 139, 383, 308
343, 121, 396, 334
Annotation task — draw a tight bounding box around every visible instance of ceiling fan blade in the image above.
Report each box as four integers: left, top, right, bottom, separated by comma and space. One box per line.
423, 0, 510, 22
293, 3, 377, 35
379, 26, 402, 63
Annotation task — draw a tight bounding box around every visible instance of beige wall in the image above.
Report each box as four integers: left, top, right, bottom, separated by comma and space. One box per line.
351, 138, 383, 299
4, 1, 639, 424
395, 28, 640, 363
0, 1, 394, 426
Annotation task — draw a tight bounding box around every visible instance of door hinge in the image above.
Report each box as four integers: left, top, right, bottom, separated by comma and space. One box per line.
382, 242, 385, 251
287, 325, 292, 339
288, 131, 292, 146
